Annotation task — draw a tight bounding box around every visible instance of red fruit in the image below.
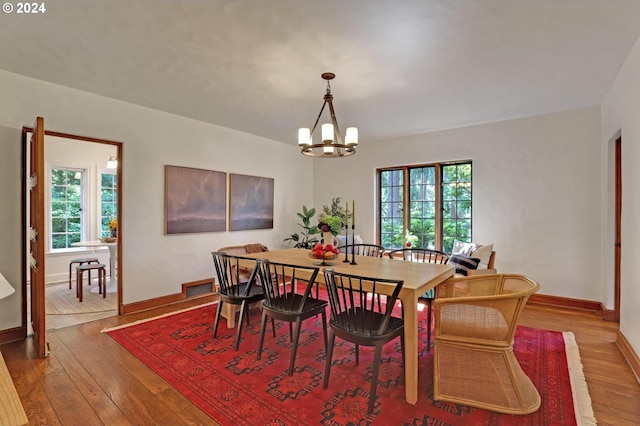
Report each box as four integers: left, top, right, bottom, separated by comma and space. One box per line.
406, 242, 412, 247
332, 248, 339, 254
314, 243, 323, 250
324, 244, 334, 251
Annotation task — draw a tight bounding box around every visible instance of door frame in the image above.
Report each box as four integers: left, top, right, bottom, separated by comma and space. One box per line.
614, 136, 621, 322
22, 126, 123, 354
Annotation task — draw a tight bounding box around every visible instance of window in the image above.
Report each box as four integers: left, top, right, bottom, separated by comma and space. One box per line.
50, 168, 84, 249
379, 162, 472, 253
100, 172, 117, 238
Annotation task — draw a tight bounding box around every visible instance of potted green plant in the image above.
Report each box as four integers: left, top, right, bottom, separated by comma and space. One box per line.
283, 205, 320, 249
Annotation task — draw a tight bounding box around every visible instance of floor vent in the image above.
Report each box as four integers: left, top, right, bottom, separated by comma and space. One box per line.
182, 278, 216, 298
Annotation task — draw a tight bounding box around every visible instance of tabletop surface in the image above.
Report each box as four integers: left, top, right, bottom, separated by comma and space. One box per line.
244, 248, 454, 291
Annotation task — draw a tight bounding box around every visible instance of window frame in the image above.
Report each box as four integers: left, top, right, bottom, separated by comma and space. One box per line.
99, 169, 118, 238
48, 165, 87, 252
377, 160, 472, 253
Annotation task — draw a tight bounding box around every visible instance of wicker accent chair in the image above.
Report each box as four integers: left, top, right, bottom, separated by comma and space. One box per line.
387, 248, 449, 352
433, 274, 541, 415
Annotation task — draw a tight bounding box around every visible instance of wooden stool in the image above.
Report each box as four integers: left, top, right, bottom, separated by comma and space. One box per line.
76, 263, 106, 302
69, 257, 99, 289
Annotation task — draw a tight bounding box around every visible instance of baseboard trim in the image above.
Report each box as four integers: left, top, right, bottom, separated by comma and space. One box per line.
121, 277, 216, 315
616, 330, 640, 384
0, 326, 27, 346
528, 294, 606, 317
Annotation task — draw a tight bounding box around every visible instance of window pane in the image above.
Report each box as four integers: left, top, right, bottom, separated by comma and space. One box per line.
51, 234, 67, 249
441, 163, 472, 252
51, 218, 66, 233
408, 166, 436, 249
380, 169, 404, 249
101, 172, 118, 237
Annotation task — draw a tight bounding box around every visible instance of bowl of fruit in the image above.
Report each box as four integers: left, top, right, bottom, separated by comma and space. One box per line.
309, 243, 340, 265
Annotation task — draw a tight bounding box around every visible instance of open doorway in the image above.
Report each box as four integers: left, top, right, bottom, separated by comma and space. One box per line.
24, 126, 123, 336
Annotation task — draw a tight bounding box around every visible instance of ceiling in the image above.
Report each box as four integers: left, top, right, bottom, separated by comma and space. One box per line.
2, 0, 640, 145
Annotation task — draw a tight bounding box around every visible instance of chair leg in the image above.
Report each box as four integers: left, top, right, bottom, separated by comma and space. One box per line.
288, 322, 293, 342
234, 301, 248, 351
323, 331, 336, 389
245, 305, 251, 325
320, 311, 328, 352
257, 310, 268, 361
69, 262, 73, 289
76, 269, 83, 302
213, 301, 224, 338
288, 318, 303, 375
101, 269, 106, 298
355, 344, 360, 366
271, 318, 276, 338
368, 344, 384, 414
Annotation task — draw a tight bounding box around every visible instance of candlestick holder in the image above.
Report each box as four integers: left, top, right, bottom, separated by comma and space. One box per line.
350, 225, 357, 265
343, 225, 350, 263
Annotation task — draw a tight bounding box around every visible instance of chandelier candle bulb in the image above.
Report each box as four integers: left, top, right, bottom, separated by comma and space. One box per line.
322, 123, 334, 142
346, 127, 358, 145
298, 128, 311, 146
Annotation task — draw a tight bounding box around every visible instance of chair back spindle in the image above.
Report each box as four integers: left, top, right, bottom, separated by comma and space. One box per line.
255, 260, 319, 314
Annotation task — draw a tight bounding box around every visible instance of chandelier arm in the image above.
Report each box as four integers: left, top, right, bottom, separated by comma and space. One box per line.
308, 101, 328, 138
327, 100, 343, 145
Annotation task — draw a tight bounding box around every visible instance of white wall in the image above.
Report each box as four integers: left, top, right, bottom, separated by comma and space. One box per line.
602, 35, 640, 356
0, 69, 315, 327
314, 107, 603, 302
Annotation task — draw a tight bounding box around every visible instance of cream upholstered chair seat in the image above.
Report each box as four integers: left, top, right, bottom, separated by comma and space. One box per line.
434, 274, 541, 415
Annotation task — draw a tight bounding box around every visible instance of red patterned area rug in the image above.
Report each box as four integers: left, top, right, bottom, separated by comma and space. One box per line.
104, 303, 595, 425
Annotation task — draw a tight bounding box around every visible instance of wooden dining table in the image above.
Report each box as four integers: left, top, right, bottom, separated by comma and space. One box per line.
243, 247, 454, 405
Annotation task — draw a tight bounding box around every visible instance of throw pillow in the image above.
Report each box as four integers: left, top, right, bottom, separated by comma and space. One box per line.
470, 244, 494, 269
337, 234, 364, 252
451, 239, 476, 257
448, 255, 481, 276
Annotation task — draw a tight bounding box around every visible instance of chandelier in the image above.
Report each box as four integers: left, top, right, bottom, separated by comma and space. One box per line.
298, 72, 358, 158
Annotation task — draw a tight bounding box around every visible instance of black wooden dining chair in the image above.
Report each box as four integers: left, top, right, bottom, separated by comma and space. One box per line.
211, 252, 268, 351
255, 259, 328, 376
387, 248, 448, 352
322, 268, 405, 415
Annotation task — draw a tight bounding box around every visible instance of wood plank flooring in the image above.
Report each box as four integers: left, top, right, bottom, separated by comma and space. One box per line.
1, 298, 639, 425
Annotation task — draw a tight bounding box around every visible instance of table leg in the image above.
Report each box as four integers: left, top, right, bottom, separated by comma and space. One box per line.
220, 304, 236, 328
402, 294, 419, 405
90, 244, 118, 294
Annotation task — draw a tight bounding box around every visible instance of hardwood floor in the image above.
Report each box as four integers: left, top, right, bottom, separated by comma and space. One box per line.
1, 298, 639, 425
